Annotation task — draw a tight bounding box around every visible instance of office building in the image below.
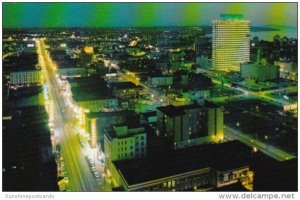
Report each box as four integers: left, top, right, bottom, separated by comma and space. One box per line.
156, 101, 223, 149
212, 14, 250, 71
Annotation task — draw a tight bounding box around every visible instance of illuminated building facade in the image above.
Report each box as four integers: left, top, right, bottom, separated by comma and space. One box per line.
57, 67, 87, 79
91, 119, 97, 148
112, 165, 252, 191
109, 82, 144, 99
111, 141, 254, 191
80, 46, 94, 67
64, 76, 119, 113
274, 60, 297, 81
74, 98, 118, 112
156, 101, 223, 149
10, 70, 42, 85
104, 123, 147, 185
212, 14, 250, 71
84, 110, 139, 149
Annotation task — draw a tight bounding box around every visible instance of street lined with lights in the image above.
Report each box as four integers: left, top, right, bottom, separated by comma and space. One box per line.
36, 39, 108, 191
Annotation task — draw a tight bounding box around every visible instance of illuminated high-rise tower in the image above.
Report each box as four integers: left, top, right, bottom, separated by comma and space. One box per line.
212, 14, 250, 71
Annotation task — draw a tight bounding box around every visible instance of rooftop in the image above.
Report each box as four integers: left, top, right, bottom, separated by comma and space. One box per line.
86, 110, 137, 119
105, 122, 145, 140
125, 67, 150, 74
113, 140, 256, 186
157, 105, 185, 116
157, 101, 219, 117
71, 86, 114, 102
5, 53, 39, 72
220, 14, 244, 20
109, 81, 143, 90
148, 74, 173, 78
68, 76, 115, 102
67, 76, 106, 87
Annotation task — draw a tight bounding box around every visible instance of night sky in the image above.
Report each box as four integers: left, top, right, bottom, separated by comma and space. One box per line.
3, 2, 297, 28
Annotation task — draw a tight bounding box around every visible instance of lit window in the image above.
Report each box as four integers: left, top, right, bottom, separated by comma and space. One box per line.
172, 181, 175, 187
168, 181, 171, 188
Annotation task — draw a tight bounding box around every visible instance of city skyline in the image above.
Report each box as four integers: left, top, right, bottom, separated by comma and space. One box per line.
3, 2, 297, 28
3, 2, 298, 194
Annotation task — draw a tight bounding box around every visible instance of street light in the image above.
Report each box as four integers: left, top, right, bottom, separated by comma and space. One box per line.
252, 146, 258, 153
264, 135, 268, 140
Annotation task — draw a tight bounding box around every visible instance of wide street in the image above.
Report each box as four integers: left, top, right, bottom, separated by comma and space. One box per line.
36, 39, 103, 191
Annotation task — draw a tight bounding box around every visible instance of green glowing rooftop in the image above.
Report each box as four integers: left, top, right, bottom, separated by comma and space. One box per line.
220, 14, 244, 20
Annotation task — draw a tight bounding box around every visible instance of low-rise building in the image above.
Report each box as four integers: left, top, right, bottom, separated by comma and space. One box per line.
84, 110, 139, 149
182, 90, 210, 101
147, 75, 173, 87
169, 51, 184, 62
10, 70, 42, 85
57, 67, 87, 78
73, 95, 118, 112
109, 82, 144, 99
180, 61, 196, 71
240, 62, 278, 82
8, 53, 43, 85
196, 55, 212, 69
66, 76, 118, 112
170, 61, 181, 73
274, 60, 297, 81
111, 141, 254, 191
104, 122, 147, 182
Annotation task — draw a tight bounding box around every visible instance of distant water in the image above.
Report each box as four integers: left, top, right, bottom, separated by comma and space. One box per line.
251, 27, 297, 41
